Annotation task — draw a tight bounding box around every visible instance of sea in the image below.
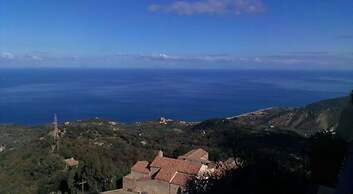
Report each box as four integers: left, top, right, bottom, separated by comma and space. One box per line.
0, 68, 352, 125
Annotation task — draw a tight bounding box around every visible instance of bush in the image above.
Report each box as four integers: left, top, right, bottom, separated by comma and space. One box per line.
187, 159, 309, 194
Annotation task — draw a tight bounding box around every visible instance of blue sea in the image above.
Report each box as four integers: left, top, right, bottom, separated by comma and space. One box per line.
0, 68, 352, 125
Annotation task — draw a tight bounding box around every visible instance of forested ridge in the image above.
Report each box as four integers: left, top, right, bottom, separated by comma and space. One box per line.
0, 95, 351, 194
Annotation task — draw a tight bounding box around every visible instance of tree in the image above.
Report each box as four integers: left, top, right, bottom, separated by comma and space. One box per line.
187, 159, 309, 194
309, 132, 347, 185
74, 151, 116, 193
336, 91, 353, 142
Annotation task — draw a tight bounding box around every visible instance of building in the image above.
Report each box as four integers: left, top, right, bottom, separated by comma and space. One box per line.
0, 144, 6, 152
64, 157, 79, 168
159, 117, 173, 125
178, 148, 210, 164
123, 149, 211, 194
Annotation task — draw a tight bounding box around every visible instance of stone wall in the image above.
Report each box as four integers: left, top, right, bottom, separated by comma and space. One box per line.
135, 179, 172, 194
170, 184, 182, 194
122, 175, 136, 192
131, 171, 146, 179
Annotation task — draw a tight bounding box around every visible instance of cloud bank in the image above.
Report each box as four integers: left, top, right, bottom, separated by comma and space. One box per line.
337, 34, 353, 40
0, 52, 15, 60
149, 0, 266, 16
1, 51, 352, 70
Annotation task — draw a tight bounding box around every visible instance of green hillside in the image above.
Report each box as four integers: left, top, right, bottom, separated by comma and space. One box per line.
233, 96, 350, 136
336, 94, 353, 142
0, 96, 351, 193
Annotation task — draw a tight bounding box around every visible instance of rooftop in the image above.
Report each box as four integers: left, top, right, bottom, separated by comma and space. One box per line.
129, 149, 207, 187
151, 156, 202, 184
179, 148, 208, 161
64, 157, 79, 167
131, 161, 150, 174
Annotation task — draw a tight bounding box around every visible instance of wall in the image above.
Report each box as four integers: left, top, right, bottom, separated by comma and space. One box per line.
170, 184, 182, 194
123, 175, 136, 191
131, 171, 147, 179
135, 179, 171, 194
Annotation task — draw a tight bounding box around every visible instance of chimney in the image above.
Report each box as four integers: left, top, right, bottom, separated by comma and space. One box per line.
157, 150, 163, 157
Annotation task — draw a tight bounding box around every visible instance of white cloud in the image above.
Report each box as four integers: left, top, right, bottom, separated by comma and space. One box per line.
254, 57, 262, 63
29, 55, 43, 61
149, 0, 266, 16
1, 51, 352, 70
157, 53, 177, 59
0, 52, 15, 60
136, 53, 236, 63
137, 53, 181, 61
112, 52, 353, 68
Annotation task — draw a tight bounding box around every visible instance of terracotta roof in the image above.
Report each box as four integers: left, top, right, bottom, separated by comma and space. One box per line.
179, 148, 208, 161
151, 156, 201, 174
151, 156, 202, 183
131, 161, 150, 174
177, 159, 203, 174
64, 157, 79, 167
170, 172, 191, 186
151, 156, 176, 167
155, 168, 176, 182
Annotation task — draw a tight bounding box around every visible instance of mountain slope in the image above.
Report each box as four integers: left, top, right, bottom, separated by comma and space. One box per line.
233, 96, 350, 136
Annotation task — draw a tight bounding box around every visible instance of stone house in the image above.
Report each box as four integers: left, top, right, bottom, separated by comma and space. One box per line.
64, 157, 79, 169
123, 149, 211, 194
178, 148, 209, 164
0, 144, 6, 152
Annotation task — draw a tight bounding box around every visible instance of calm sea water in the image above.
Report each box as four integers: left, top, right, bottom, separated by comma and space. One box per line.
0, 69, 352, 124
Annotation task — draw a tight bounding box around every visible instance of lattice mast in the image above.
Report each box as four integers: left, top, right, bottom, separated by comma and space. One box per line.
52, 114, 60, 151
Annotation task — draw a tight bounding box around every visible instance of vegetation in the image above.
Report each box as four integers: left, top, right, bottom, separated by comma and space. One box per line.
336, 91, 353, 142
0, 124, 49, 148
0, 96, 351, 193
187, 160, 309, 194
186, 95, 352, 194
186, 130, 348, 194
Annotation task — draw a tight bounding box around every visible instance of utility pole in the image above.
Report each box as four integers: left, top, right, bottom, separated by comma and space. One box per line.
52, 114, 60, 152
78, 179, 87, 194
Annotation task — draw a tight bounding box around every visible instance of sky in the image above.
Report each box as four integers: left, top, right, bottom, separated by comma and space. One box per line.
1, 0, 353, 69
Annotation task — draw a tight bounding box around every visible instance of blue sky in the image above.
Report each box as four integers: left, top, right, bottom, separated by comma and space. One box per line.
1, 0, 353, 69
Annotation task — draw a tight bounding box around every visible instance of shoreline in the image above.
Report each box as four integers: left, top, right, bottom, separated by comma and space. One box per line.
0, 106, 283, 126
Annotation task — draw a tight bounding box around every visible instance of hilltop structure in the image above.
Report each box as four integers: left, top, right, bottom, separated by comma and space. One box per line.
122, 148, 213, 194
0, 144, 6, 152
49, 114, 64, 152
64, 157, 79, 169
159, 117, 173, 125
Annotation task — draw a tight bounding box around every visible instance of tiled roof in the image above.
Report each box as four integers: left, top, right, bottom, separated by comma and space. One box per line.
151, 156, 202, 183
170, 172, 191, 186
150, 156, 175, 169
179, 148, 208, 161
131, 161, 150, 174
155, 168, 177, 182
64, 157, 79, 167
176, 159, 203, 174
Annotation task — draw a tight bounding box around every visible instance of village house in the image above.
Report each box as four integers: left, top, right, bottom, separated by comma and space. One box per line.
0, 144, 6, 153
177, 148, 210, 164
64, 157, 79, 169
122, 148, 212, 194
159, 117, 173, 125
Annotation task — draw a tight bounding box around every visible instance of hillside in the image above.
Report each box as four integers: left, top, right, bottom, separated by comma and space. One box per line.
233, 96, 350, 136
0, 96, 350, 193
0, 124, 50, 150
0, 119, 312, 193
